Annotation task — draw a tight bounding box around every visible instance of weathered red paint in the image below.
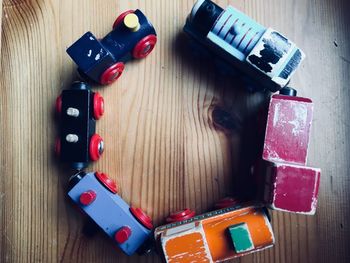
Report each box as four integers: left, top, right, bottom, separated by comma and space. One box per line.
263, 95, 313, 165
265, 163, 321, 214
257, 94, 321, 215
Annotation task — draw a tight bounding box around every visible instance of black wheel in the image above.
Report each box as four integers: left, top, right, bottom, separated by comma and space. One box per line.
71, 80, 89, 90
137, 237, 155, 255
68, 171, 86, 190
279, 87, 297, 96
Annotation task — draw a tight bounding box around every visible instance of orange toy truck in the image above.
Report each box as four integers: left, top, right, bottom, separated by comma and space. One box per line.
154, 205, 274, 262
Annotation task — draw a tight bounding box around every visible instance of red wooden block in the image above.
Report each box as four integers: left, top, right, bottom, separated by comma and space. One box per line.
263, 95, 313, 165
263, 162, 321, 214
256, 93, 321, 215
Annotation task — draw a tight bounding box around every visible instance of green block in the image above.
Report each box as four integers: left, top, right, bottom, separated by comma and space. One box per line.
229, 223, 254, 253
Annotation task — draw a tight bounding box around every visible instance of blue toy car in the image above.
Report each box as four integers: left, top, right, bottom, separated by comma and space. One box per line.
184, 0, 305, 92
67, 10, 157, 85
67, 171, 153, 256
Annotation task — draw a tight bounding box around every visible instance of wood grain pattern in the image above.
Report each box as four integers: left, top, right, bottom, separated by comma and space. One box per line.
1, 0, 349, 262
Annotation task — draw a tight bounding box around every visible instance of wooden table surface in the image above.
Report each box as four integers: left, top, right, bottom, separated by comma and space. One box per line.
1, 0, 350, 262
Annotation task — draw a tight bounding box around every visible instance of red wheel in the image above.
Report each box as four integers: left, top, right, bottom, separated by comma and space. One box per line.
130, 207, 153, 230
89, 134, 104, 161
55, 94, 62, 115
132, 34, 157, 59
214, 197, 239, 209
55, 138, 61, 157
93, 92, 104, 120
95, 172, 118, 194
114, 226, 132, 244
166, 208, 195, 223
79, 190, 97, 205
100, 62, 124, 85
112, 10, 134, 29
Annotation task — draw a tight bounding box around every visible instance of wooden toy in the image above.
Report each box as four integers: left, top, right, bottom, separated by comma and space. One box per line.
67, 9, 157, 85
68, 171, 153, 255
55, 82, 104, 170
155, 205, 274, 262
184, 0, 305, 92
255, 88, 321, 214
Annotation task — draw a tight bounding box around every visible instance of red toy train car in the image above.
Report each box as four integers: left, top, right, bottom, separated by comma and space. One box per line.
254, 88, 321, 214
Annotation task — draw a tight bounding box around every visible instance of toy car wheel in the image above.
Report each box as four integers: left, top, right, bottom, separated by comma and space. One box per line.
89, 134, 104, 161
100, 62, 125, 85
214, 197, 238, 209
93, 92, 104, 120
114, 226, 132, 244
79, 190, 97, 205
95, 172, 118, 194
112, 10, 134, 29
166, 208, 195, 223
68, 171, 86, 190
55, 137, 61, 157
132, 34, 157, 59
55, 94, 62, 115
130, 207, 153, 229
279, 87, 297, 96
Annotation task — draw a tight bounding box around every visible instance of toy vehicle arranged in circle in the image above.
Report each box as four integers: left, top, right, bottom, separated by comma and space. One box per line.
254, 87, 321, 215
155, 201, 274, 263
55, 82, 104, 170
67, 9, 157, 85
184, 0, 305, 92
68, 171, 153, 256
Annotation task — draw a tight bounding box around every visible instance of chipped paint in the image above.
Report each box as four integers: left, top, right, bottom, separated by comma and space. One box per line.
258, 94, 321, 214
248, 29, 292, 75
264, 145, 282, 162
156, 206, 275, 262
246, 28, 305, 87
269, 163, 321, 214
95, 53, 101, 60
263, 95, 313, 165
162, 223, 213, 262
273, 103, 280, 127
288, 103, 308, 136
